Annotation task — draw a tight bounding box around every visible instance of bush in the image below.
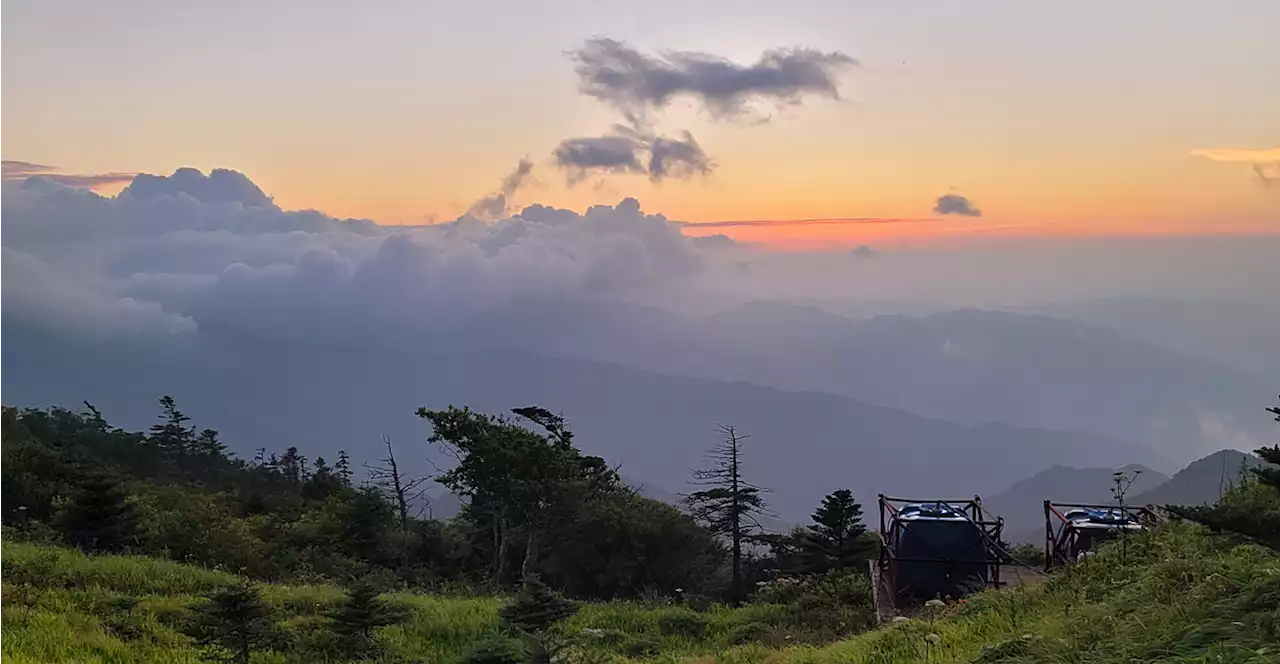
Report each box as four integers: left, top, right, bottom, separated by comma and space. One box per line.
727, 621, 773, 645
458, 636, 529, 664
657, 607, 709, 638
751, 569, 874, 641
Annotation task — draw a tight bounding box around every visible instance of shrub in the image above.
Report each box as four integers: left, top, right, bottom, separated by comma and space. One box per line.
458, 636, 529, 664
657, 607, 709, 638
727, 621, 773, 645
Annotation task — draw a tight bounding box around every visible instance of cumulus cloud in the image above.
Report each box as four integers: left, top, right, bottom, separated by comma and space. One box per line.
122, 167, 274, 207
467, 158, 535, 219
2, 159, 137, 189
933, 193, 982, 217
569, 38, 857, 124
2, 169, 707, 346
554, 126, 713, 184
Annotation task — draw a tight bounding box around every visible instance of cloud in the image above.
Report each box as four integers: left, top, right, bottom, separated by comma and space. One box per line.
122, 167, 274, 207
554, 126, 713, 183
933, 194, 982, 217
569, 38, 857, 123
680, 217, 933, 229
2, 159, 138, 189
552, 38, 855, 184
2, 160, 54, 176
1189, 148, 1280, 163
467, 158, 535, 219
1190, 148, 1280, 189
849, 245, 879, 259
2, 168, 707, 345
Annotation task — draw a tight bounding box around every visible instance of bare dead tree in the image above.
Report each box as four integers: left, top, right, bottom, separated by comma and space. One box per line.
366, 436, 429, 556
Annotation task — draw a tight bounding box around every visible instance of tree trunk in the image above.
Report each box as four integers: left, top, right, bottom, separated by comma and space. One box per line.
521, 528, 540, 579
496, 516, 514, 584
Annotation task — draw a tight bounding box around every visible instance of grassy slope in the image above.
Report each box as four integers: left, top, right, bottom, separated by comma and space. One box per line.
703, 523, 1279, 664
3, 523, 1278, 663
0, 541, 780, 663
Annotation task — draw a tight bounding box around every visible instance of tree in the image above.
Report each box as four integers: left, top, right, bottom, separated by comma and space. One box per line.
150, 395, 195, 474
801, 489, 874, 574
684, 424, 770, 605
538, 490, 723, 598
184, 581, 277, 664
418, 405, 619, 583
327, 582, 410, 658
367, 436, 428, 547
335, 450, 353, 486
336, 486, 396, 562
61, 472, 139, 552
277, 446, 308, 485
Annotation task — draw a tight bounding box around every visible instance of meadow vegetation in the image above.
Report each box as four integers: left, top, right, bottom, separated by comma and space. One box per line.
3, 397, 1278, 662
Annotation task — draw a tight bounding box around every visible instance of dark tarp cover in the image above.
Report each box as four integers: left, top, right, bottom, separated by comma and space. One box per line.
891, 517, 992, 600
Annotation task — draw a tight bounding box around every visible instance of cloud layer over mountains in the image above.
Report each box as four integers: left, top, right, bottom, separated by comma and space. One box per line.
3, 169, 709, 345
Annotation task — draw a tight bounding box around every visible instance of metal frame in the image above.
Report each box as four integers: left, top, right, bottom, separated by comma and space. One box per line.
1043, 500, 1158, 570
874, 494, 1006, 617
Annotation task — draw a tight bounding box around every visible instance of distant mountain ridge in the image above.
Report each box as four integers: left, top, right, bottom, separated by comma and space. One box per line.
1131, 449, 1264, 507
3, 321, 1162, 523
985, 464, 1169, 544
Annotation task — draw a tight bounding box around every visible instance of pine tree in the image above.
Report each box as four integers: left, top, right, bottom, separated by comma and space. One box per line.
684, 424, 770, 606
62, 472, 138, 552
184, 581, 277, 664
327, 582, 410, 658
150, 395, 195, 474
499, 576, 578, 663
278, 446, 308, 484
335, 450, 353, 486
801, 489, 873, 574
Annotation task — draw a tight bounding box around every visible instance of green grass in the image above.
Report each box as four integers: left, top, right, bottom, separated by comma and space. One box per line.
671, 522, 1280, 664
5, 524, 1277, 663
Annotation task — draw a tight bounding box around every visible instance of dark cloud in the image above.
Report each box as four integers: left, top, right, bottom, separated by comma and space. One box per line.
122, 168, 273, 207
570, 38, 857, 123
554, 134, 645, 183
933, 194, 982, 217
646, 131, 714, 181
554, 127, 713, 184
849, 245, 879, 259
467, 158, 535, 219
3, 160, 137, 189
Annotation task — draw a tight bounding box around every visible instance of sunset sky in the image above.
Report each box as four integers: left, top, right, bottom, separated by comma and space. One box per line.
4, 0, 1277, 247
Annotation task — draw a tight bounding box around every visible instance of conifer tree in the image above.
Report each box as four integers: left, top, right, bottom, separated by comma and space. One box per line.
150, 395, 195, 474
802, 489, 873, 574
499, 576, 578, 664
685, 424, 769, 605
184, 581, 277, 664
62, 472, 138, 552
327, 582, 410, 658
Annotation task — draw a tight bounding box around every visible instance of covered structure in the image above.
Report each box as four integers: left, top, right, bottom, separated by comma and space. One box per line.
1043, 501, 1157, 570
872, 494, 1005, 619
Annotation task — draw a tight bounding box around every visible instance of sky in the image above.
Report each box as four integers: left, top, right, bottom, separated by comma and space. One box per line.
3, 0, 1278, 246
